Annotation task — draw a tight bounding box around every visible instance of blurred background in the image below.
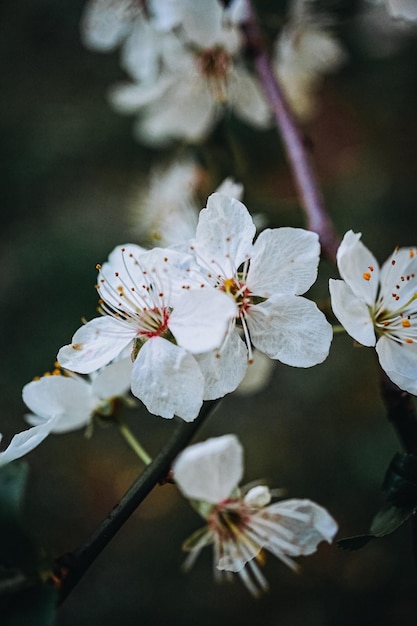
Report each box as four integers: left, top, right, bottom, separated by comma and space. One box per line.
2, 0, 417, 624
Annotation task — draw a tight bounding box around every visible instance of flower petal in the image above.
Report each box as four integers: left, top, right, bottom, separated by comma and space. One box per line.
229, 65, 271, 128
173, 434, 244, 503
91, 358, 133, 399
336, 230, 380, 306
247, 228, 320, 296
248, 295, 332, 366
0, 420, 56, 467
80, 0, 138, 51
195, 193, 256, 276
329, 279, 376, 346
264, 499, 338, 555
23, 376, 95, 433
195, 330, 248, 399
131, 337, 204, 421
376, 336, 417, 395
169, 288, 237, 354
57, 317, 135, 374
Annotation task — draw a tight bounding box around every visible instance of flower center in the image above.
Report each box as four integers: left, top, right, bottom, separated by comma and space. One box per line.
221, 277, 252, 314
196, 46, 232, 102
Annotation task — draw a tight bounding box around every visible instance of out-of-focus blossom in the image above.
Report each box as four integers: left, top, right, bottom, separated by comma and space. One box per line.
356, 2, 416, 58
129, 158, 243, 248
329, 230, 417, 394
386, 0, 417, 21
22, 359, 133, 434
191, 193, 333, 371
109, 0, 271, 144
57, 245, 237, 421
273, 0, 347, 120
173, 434, 338, 596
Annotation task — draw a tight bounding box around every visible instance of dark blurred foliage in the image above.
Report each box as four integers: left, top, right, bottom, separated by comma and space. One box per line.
1, 1, 417, 625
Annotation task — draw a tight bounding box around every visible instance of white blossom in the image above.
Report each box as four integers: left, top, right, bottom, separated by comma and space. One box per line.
173, 434, 338, 596
191, 193, 332, 388
273, 0, 347, 121
108, 0, 270, 144
329, 230, 417, 394
128, 158, 243, 248
22, 358, 133, 434
57, 245, 236, 421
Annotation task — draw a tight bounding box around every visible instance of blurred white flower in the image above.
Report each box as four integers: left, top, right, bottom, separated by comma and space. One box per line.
329, 230, 417, 394
274, 0, 347, 120
109, 0, 271, 144
192, 193, 333, 369
385, 0, 417, 21
129, 158, 243, 248
173, 434, 338, 596
22, 358, 133, 434
57, 245, 237, 421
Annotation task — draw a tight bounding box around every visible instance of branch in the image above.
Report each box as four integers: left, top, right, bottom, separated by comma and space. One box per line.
239, 1, 340, 263
55, 399, 221, 604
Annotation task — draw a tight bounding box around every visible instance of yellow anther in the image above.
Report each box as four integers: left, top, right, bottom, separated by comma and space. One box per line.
405, 338, 414, 344
363, 272, 371, 281
402, 319, 411, 328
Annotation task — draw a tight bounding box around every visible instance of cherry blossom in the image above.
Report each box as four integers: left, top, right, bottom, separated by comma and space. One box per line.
57, 245, 236, 421
108, 0, 270, 145
191, 193, 333, 374
22, 358, 133, 434
129, 158, 243, 248
173, 434, 338, 596
273, 0, 347, 120
329, 230, 417, 394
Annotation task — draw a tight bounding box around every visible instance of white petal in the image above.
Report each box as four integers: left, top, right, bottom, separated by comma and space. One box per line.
173, 434, 244, 503
136, 77, 216, 145
0, 421, 56, 467
169, 288, 237, 354
131, 337, 204, 421
247, 228, 320, 297
244, 485, 271, 507
229, 66, 271, 128
91, 358, 133, 399
248, 295, 332, 366
336, 231, 380, 306
376, 336, 417, 395
108, 76, 174, 114
57, 317, 135, 374
23, 376, 95, 433
195, 193, 256, 276
215, 177, 244, 200
120, 17, 160, 83
329, 279, 376, 346
379, 247, 417, 311
387, 0, 417, 21
178, 0, 238, 49
265, 499, 338, 555
195, 330, 248, 399
80, 0, 138, 51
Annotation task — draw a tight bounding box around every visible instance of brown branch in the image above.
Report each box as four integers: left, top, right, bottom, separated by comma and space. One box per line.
55, 399, 221, 605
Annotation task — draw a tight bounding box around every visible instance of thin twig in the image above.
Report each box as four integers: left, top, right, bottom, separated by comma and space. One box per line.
239, 1, 340, 262
55, 399, 221, 604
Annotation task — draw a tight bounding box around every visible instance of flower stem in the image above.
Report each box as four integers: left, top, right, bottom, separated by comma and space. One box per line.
238, 1, 340, 263
54, 399, 221, 604
118, 420, 152, 465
